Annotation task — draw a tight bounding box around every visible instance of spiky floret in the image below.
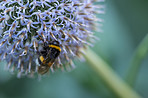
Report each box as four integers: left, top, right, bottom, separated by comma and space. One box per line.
0, 0, 104, 77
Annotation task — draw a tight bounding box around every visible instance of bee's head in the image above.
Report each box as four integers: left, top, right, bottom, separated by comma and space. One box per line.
43, 40, 60, 48
49, 40, 60, 46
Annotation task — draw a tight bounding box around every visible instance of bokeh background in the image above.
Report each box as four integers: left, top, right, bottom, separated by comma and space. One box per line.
0, 0, 148, 98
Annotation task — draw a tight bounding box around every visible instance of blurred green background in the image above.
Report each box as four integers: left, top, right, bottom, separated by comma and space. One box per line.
0, 0, 148, 98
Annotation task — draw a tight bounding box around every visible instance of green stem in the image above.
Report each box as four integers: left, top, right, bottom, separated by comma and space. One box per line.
126, 34, 148, 87
82, 48, 141, 98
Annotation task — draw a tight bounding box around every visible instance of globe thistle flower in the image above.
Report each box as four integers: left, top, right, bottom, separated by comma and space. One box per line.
0, 0, 104, 77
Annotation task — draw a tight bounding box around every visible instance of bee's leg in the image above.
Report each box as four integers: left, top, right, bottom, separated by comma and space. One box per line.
36, 51, 40, 55
44, 42, 48, 47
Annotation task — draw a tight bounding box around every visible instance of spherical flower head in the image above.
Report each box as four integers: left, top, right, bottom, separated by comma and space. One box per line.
0, 0, 104, 77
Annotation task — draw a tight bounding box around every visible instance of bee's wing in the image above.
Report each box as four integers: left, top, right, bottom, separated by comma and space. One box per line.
38, 65, 50, 75
47, 59, 55, 67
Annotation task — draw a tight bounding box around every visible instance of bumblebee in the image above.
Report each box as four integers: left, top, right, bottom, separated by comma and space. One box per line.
37, 40, 61, 75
